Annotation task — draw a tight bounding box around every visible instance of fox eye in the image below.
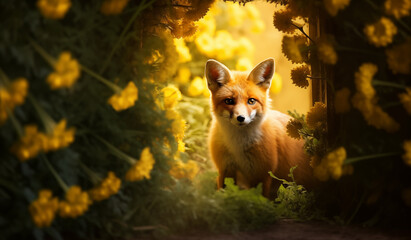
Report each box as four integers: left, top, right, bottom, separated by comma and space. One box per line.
248, 98, 256, 105
224, 98, 235, 105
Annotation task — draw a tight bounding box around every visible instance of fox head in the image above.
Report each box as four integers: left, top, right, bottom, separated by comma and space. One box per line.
205, 58, 274, 128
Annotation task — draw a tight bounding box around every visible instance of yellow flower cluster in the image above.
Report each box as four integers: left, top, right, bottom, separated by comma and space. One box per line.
37, 0, 71, 19
273, 9, 296, 34
11, 125, 45, 162
11, 119, 76, 162
282, 35, 308, 64
334, 87, 351, 114
385, 39, 411, 75
399, 88, 411, 115
47, 52, 80, 89
290, 65, 310, 88
195, 30, 254, 61
236, 57, 254, 71
0, 78, 28, 125
323, 0, 351, 16
43, 119, 76, 152
286, 119, 303, 139
100, 0, 130, 15
306, 102, 327, 129
89, 171, 121, 201
125, 147, 155, 181
187, 76, 209, 97
364, 17, 397, 47
385, 0, 411, 19
403, 140, 411, 166
166, 109, 186, 141
169, 159, 200, 180
270, 72, 283, 94
317, 37, 338, 65
107, 81, 138, 111
313, 147, 347, 181
59, 186, 92, 218
174, 67, 191, 86
29, 189, 59, 228
174, 39, 192, 63
161, 85, 182, 109
351, 63, 399, 132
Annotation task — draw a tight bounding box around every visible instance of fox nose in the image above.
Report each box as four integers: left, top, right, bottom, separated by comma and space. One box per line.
237, 115, 245, 122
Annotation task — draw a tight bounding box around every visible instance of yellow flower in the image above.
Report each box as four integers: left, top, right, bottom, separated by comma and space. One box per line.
195, 33, 215, 57
37, 0, 71, 19
385, 0, 411, 19
0, 88, 11, 124
290, 65, 310, 88
317, 38, 338, 65
174, 67, 191, 85
282, 35, 308, 64
125, 147, 155, 181
214, 30, 235, 60
29, 189, 59, 228
364, 17, 397, 47
47, 52, 80, 89
188, 76, 206, 97
100, 0, 130, 15
352, 63, 400, 132
323, 0, 351, 16
273, 9, 295, 34
403, 140, 411, 166
236, 57, 253, 71
227, 2, 246, 26
306, 102, 327, 129
234, 37, 254, 56
43, 119, 75, 152
286, 119, 303, 139
166, 110, 186, 141
11, 125, 46, 162
89, 171, 121, 201
251, 19, 265, 33
354, 63, 377, 100
178, 140, 185, 152
9, 78, 29, 106
270, 72, 283, 94
399, 88, 411, 115
195, 14, 216, 35
107, 81, 138, 111
386, 39, 411, 75
314, 147, 347, 181
169, 160, 199, 180
59, 186, 92, 218
288, 0, 311, 17
174, 38, 192, 63
334, 87, 351, 114
162, 85, 182, 109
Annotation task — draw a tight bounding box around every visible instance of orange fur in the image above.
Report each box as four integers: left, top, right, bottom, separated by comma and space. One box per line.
206, 58, 314, 198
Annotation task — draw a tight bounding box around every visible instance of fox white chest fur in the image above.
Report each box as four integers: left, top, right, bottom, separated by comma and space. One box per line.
206, 58, 314, 198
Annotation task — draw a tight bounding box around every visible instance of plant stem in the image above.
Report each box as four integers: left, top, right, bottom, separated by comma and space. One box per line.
344, 152, 400, 165
78, 160, 101, 185
99, 0, 155, 74
28, 94, 56, 134
92, 133, 137, 165
372, 80, 406, 89
41, 155, 69, 192
29, 39, 56, 67
6, 107, 24, 137
0, 68, 11, 85
81, 65, 122, 93
292, 23, 315, 44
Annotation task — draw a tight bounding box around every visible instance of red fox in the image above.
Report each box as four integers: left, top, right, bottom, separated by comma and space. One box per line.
206, 58, 314, 198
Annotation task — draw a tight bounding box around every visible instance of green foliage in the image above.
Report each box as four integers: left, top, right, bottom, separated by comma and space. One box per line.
269, 167, 316, 220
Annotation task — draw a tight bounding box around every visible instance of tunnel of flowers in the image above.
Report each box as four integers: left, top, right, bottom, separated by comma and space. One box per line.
0, 0, 410, 239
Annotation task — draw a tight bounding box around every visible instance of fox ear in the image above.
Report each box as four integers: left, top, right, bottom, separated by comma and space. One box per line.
248, 58, 275, 90
205, 59, 231, 92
